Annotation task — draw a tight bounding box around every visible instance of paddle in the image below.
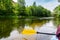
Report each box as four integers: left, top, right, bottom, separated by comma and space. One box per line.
37, 32, 56, 35
21, 29, 56, 35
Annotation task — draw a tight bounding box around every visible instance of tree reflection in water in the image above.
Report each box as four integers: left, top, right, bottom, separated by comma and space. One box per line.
0, 18, 50, 40
0, 18, 25, 38
53, 18, 60, 28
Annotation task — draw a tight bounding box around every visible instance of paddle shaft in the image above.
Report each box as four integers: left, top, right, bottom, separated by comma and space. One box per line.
37, 32, 56, 35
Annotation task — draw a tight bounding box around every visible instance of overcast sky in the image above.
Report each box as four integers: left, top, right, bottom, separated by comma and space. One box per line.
13, 0, 60, 12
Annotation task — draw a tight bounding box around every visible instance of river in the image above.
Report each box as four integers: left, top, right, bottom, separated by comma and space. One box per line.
0, 18, 59, 40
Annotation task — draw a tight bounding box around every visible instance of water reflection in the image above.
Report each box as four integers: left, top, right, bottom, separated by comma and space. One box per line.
0, 18, 16, 38
0, 18, 25, 38
0, 18, 59, 40
35, 20, 56, 33
25, 19, 50, 29
53, 18, 60, 27
0, 30, 37, 40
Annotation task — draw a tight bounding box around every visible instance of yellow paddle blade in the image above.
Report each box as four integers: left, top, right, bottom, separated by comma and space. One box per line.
22, 29, 36, 35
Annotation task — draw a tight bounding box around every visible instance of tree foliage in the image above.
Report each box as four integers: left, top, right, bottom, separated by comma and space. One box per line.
53, 5, 60, 17
26, 2, 51, 17
0, 0, 14, 16
17, 0, 27, 16
0, 0, 51, 18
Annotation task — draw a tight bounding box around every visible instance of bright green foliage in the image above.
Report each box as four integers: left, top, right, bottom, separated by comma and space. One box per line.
53, 5, 60, 17
18, 0, 27, 16
26, 2, 51, 17
0, 0, 14, 16
0, 0, 51, 18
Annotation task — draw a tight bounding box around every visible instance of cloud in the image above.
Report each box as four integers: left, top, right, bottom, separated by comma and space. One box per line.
35, 0, 55, 3
25, 0, 60, 11
13, 0, 18, 2
36, 0, 60, 12
25, 0, 35, 6
42, 2, 60, 12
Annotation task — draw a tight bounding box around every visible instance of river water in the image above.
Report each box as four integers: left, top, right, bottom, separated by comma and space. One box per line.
0, 18, 59, 40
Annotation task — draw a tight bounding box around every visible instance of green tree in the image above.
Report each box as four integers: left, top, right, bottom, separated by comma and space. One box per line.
53, 5, 60, 17
26, 4, 51, 17
18, 0, 27, 16
33, 2, 36, 6
0, 0, 17, 17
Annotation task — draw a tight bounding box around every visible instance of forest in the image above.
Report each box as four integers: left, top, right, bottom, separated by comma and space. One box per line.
0, 0, 60, 18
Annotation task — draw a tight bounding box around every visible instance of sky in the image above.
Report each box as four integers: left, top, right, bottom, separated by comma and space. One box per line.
25, 0, 60, 12
13, 0, 60, 12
